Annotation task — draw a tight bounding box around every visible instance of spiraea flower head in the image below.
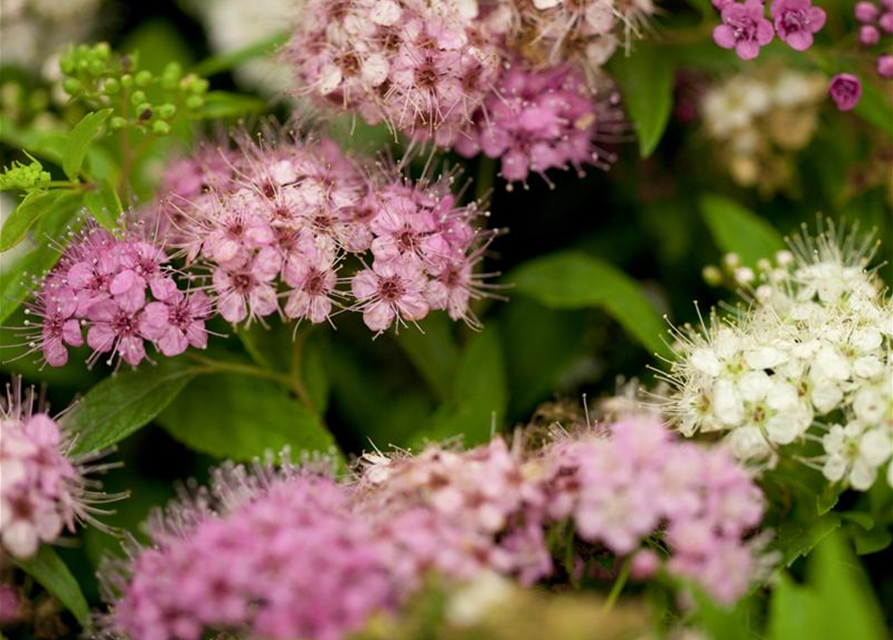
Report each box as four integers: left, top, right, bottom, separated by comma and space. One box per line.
153, 127, 495, 334
713, 0, 775, 60
454, 61, 624, 188
100, 455, 400, 640
538, 416, 766, 604
289, 0, 501, 144
16, 220, 209, 368
661, 222, 893, 492
0, 379, 119, 559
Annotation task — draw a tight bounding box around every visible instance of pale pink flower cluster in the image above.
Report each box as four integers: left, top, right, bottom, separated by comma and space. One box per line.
454, 62, 623, 186
0, 383, 113, 559
24, 224, 210, 368
156, 135, 490, 332
288, 0, 502, 145
352, 439, 553, 586
289, 0, 636, 185
541, 417, 766, 603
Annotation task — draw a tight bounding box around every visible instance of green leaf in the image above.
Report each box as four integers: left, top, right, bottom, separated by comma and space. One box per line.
773, 512, 842, 568
1, 191, 55, 252
191, 31, 289, 77
768, 532, 888, 640
62, 109, 113, 181
425, 327, 507, 447
609, 46, 674, 157
690, 588, 753, 640
83, 179, 123, 229
301, 331, 331, 415
392, 314, 459, 401
197, 92, 266, 119
12, 546, 91, 629
65, 358, 197, 456
510, 250, 669, 358
157, 373, 337, 461
699, 194, 786, 268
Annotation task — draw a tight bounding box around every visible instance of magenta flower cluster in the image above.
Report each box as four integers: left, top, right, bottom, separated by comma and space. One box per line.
454, 62, 623, 186
104, 469, 397, 640
102, 416, 766, 640
712, 0, 826, 59
855, 0, 893, 78
289, 0, 631, 186
154, 134, 490, 332
0, 385, 106, 559
24, 224, 210, 368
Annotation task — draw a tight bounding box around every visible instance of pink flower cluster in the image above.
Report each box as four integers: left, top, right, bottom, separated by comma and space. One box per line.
102, 416, 767, 640
454, 62, 623, 187
855, 0, 893, 78
713, 0, 826, 59
288, 0, 639, 185
155, 134, 490, 332
288, 0, 501, 145
0, 383, 110, 559
103, 467, 397, 640
25, 224, 210, 368
541, 417, 765, 603
352, 439, 553, 586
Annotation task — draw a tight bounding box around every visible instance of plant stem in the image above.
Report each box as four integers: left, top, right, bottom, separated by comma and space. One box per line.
474, 155, 497, 203
604, 557, 632, 611
289, 329, 315, 410
186, 353, 297, 393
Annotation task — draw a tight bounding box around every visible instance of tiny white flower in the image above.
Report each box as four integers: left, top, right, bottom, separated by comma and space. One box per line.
713, 379, 744, 427
728, 426, 772, 460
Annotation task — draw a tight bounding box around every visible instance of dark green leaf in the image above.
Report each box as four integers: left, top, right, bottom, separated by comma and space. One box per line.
0, 243, 66, 326
699, 194, 786, 268
510, 250, 669, 357
157, 373, 337, 460
121, 20, 194, 74
392, 314, 459, 401
63, 109, 113, 181
853, 80, 893, 138
773, 512, 841, 568
197, 92, 266, 119
690, 589, 753, 640
301, 331, 331, 415
12, 545, 91, 629
65, 358, 197, 456
609, 46, 674, 157
425, 327, 507, 447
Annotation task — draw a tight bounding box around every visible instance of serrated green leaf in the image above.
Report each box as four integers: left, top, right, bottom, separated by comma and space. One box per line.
699, 194, 786, 269
424, 327, 507, 447
65, 358, 197, 456
509, 250, 669, 358
157, 373, 337, 460
773, 512, 842, 568
609, 46, 674, 157
393, 314, 459, 401
12, 546, 91, 629
1, 191, 55, 252
63, 109, 113, 181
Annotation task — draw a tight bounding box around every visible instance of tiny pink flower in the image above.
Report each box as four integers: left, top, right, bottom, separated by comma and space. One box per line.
714, 0, 775, 60
351, 257, 430, 332
829, 73, 862, 111
771, 0, 826, 51
859, 24, 881, 45
282, 249, 339, 324
855, 1, 879, 22
140, 292, 212, 357
878, 54, 893, 78
880, 11, 893, 32
86, 300, 148, 367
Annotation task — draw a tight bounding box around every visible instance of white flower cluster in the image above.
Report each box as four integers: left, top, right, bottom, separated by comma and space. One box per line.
664, 225, 893, 492
700, 66, 825, 191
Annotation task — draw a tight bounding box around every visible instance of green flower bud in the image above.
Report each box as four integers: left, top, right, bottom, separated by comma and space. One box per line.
158, 103, 177, 119
63, 78, 82, 96
152, 121, 171, 136
94, 42, 111, 60
120, 74, 133, 88
130, 90, 147, 106
185, 95, 204, 110
137, 105, 153, 120
103, 78, 120, 95
88, 59, 105, 76
110, 116, 128, 130
135, 70, 153, 88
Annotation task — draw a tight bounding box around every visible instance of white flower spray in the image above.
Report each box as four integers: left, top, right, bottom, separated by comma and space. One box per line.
660, 221, 892, 492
